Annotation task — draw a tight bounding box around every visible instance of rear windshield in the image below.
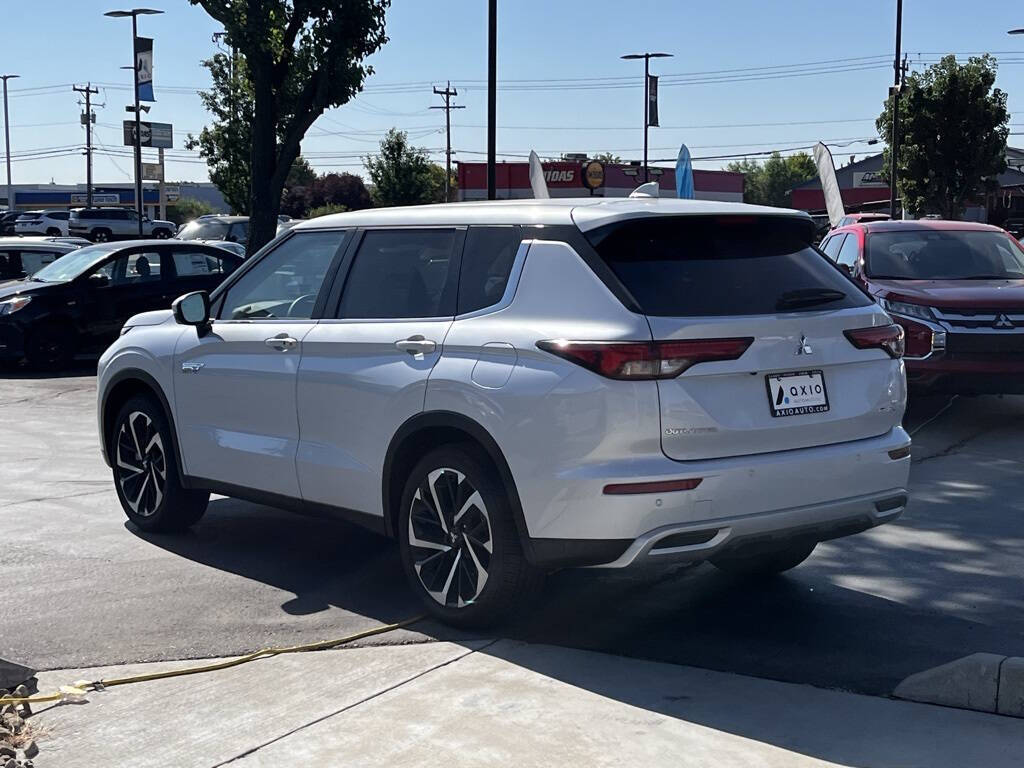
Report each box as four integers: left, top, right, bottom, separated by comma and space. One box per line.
178, 220, 230, 240
865, 229, 1024, 280
585, 215, 869, 316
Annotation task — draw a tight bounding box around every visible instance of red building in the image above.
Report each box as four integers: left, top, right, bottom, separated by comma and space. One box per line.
457, 161, 744, 202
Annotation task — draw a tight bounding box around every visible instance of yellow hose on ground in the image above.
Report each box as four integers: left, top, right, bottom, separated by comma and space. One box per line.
0, 615, 424, 707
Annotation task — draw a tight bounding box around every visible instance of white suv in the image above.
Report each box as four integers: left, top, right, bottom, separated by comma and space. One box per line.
14, 210, 70, 236
97, 198, 911, 625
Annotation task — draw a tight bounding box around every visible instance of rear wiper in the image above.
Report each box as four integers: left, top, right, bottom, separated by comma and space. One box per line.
776, 288, 847, 310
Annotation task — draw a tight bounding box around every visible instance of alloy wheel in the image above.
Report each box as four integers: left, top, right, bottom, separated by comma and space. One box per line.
408, 467, 493, 607
116, 411, 166, 517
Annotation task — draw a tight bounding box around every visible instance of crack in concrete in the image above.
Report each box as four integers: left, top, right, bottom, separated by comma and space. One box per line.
0, 487, 109, 510
210, 639, 498, 767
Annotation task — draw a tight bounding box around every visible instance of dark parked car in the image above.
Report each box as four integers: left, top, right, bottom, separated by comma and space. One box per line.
0, 238, 81, 283
0, 240, 241, 368
0, 211, 23, 236
820, 220, 1024, 393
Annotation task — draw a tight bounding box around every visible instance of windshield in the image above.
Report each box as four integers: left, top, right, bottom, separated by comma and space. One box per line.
178, 220, 230, 240
866, 230, 1024, 280
31, 243, 121, 282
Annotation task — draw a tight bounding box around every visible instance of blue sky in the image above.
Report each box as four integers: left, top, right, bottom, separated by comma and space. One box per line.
2, 0, 1023, 185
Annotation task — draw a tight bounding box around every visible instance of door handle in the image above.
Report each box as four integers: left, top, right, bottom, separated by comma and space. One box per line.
181, 362, 204, 374
265, 334, 299, 351
395, 335, 437, 355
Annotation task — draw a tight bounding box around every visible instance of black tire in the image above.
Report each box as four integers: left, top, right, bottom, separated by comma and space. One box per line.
45, 227, 61, 237
711, 540, 817, 577
152, 228, 171, 239
111, 395, 209, 533
91, 228, 111, 243
24, 322, 75, 370
398, 444, 541, 627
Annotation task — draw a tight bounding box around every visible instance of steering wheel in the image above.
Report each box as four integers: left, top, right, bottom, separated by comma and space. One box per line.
286, 294, 316, 318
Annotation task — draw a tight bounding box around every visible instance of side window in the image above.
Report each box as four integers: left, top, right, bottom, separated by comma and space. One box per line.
111, 251, 162, 285
837, 234, 860, 268
336, 229, 458, 319
457, 225, 522, 314
172, 250, 234, 278
219, 230, 346, 320
0, 251, 22, 279
51, 212, 69, 221
821, 234, 845, 260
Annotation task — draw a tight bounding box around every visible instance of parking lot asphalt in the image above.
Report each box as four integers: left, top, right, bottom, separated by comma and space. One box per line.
1, 370, 1022, 697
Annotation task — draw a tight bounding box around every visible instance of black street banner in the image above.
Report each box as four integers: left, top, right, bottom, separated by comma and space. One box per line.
647, 75, 659, 127
135, 36, 154, 101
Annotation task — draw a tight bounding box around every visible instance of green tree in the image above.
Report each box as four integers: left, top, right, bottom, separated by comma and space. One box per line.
308, 203, 348, 218
877, 54, 1009, 219
186, 51, 323, 217
593, 152, 622, 164
365, 129, 438, 206
190, 0, 390, 253
167, 197, 216, 226
726, 152, 817, 207
185, 52, 252, 214
286, 156, 317, 188
426, 163, 457, 203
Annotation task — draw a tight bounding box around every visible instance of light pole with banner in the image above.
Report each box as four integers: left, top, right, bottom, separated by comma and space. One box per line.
105, 7, 162, 235
620, 52, 672, 184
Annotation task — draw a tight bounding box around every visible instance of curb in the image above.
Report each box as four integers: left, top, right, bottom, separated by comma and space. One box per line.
894, 653, 1024, 718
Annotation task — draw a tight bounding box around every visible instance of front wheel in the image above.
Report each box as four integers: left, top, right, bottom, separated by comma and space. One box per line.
91, 228, 111, 243
711, 541, 817, 577
152, 228, 171, 239
398, 445, 541, 627
112, 396, 209, 532
25, 322, 75, 370
46, 227, 61, 237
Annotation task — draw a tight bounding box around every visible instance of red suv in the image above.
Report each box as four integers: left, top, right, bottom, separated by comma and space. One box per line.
821, 220, 1024, 393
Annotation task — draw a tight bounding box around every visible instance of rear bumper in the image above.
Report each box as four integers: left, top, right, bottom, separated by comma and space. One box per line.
591, 488, 906, 568
521, 426, 911, 569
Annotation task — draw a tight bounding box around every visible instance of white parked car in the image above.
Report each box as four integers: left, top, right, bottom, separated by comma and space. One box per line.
14, 210, 70, 237
96, 198, 911, 625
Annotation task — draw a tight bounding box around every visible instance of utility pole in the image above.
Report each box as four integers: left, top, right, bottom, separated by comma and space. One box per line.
73, 84, 99, 208
487, 0, 497, 200
1, 74, 19, 212
889, 0, 903, 219
620, 52, 672, 184
431, 81, 465, 203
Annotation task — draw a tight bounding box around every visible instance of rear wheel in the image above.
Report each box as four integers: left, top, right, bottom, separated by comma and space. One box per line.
112, 395, 209, 532
398, 445, 541, 627
152, 228, 171, 239
45, 227, 61, 237
91, 228, 111, 243
25, 322, 75, 370
711, 541, 817, 576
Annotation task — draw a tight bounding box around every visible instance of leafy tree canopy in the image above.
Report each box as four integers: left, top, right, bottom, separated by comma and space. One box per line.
726, 152, 817, 207
877, 54, 1009, 218
190, 0, 390, 252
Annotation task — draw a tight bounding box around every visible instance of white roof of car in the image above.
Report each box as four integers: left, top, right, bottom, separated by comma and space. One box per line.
295, 197, 811, 233
0, 237, 79, 250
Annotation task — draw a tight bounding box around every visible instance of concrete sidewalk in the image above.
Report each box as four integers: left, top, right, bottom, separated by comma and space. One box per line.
30, 639, 1024, 767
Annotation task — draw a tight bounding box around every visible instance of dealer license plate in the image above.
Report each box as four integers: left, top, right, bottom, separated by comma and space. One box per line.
766, 370, 829, 417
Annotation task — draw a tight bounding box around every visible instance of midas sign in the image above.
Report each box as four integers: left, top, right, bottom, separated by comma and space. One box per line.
543, 169, 576, 183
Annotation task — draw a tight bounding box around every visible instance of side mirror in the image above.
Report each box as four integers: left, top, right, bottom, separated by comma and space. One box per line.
172, 291, 211, 332
838, 263, 852, 277
88, 273, 109, 287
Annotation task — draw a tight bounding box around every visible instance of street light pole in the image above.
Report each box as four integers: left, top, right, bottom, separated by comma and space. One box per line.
105, 7, 162, 236
621, 52, 672, 185
1, 74, 19, 212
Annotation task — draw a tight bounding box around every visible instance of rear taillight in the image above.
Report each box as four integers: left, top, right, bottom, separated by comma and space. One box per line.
536, 337, 753, 380
844, 324, 905, 359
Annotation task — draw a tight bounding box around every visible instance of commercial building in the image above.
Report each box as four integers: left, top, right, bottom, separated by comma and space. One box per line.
790, 148, 1024, 225
0, 182, 227, 217
457, 161, 744, 202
